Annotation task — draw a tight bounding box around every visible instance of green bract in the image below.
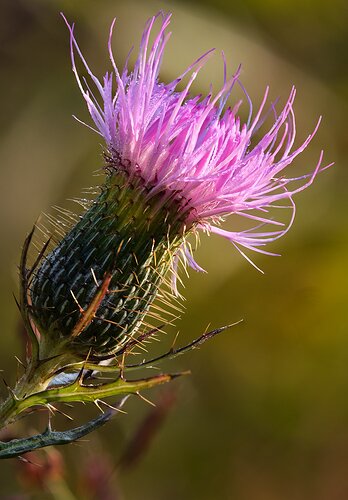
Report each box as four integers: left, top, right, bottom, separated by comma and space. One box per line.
30, 158, 188, 358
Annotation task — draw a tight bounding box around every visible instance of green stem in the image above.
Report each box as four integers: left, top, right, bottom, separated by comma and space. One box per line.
0, 352, 74, 429
12, 372, 184, 414
0, 399, 128, 459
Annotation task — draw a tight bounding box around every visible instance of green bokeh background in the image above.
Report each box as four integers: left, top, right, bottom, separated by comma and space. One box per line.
0, 0, 347, 498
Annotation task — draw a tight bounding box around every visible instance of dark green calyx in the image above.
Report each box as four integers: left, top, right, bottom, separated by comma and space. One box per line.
28, 166, 188, 357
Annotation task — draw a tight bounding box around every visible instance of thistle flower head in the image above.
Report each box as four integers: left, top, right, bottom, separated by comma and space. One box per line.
26, 12, 326, 359
63, 11, 324, 276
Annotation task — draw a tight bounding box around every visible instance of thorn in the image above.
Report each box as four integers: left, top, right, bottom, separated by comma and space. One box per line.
45, 405, 73, 428
115, 323, 167, 358
90, 267, 99, 287
53, 407, 74, 421
108, 287, 127, 293
97, 399, 127, 414
2, 379, 18, 400
27, 235, 52, 280
74, 348, 93, 386
170, 330, 180, 351
94, 399, 105, 413
12, 293, 21, 311
119, 352, 126, 380
46, 411, 53, 432
80, 348, 93, 384
204, 323, 211, 334
136, 391, 156, 407
132, 251, 139, 265
46, 403, 57, 416
76, 366, 86, 386
70, 290, 84, 314
116, 238, 125, 256
14, 356, 26, 369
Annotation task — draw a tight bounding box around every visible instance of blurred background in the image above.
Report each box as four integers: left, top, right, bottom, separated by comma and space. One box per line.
0, 0, 347, 498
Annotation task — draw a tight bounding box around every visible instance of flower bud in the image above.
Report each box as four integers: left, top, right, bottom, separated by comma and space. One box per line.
30, 158, 188, 358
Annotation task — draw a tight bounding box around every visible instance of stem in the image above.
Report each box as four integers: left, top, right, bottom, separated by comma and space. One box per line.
11, 372, 184, 414
0, 353, 74, 429
0, 399, 128, 459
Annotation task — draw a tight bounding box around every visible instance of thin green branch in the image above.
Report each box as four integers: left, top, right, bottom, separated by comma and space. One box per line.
125, 322, 241, 370
0, 396, 129, 459
10, 372, 187, 417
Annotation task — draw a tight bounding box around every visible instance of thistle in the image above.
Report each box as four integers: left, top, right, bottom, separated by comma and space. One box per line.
0, 11, 328, 458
